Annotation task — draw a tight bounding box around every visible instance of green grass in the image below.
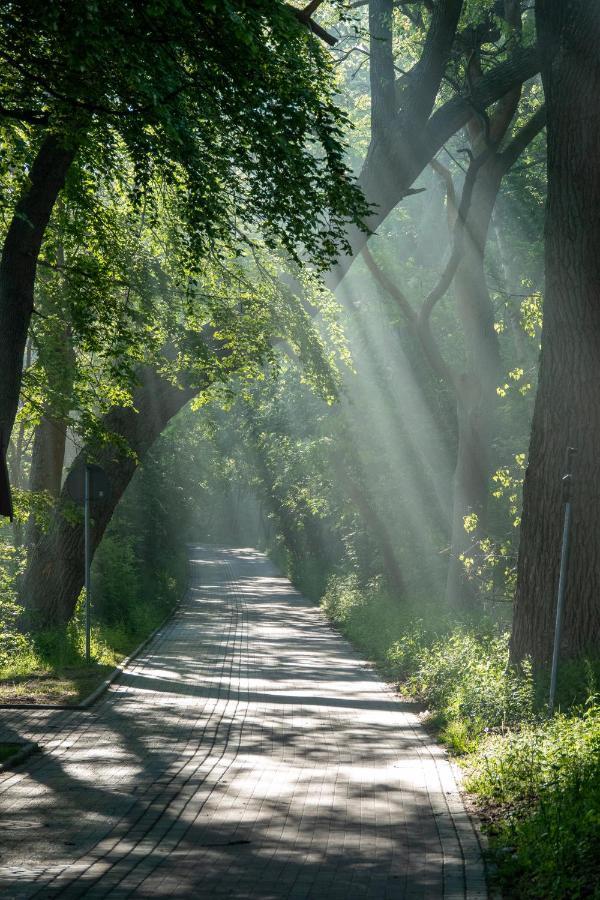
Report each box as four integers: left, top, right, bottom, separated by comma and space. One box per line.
0, 663, 114, 705
0, 563, 182, 705
0, 606, 175, 705
318, 570, 600, 899
469, 705, 600, 898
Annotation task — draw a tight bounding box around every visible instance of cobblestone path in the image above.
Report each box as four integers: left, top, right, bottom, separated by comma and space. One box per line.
0, 547, 486, 898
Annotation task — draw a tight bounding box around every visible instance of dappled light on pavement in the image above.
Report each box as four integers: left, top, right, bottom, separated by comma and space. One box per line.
0, 548, 485, 898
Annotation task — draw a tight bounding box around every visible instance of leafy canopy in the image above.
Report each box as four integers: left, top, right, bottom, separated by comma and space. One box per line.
1, 0, 369, 268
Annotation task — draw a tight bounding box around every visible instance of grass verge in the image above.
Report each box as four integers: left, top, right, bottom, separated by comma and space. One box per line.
1, 563, 184, 706
0, 604, 176, 705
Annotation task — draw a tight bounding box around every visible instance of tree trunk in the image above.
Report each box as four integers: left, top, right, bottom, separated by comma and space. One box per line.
26, 416, 68, 540
8, 339, 33, 548
511, 1, 600, 665
22, 368, 195, 627
0, 134, 77, 444
27, 319, 76, 546
446, 374, 492, 605
346, 477, 406, 596
445, 161, 504, 605
29, 412, 68, 498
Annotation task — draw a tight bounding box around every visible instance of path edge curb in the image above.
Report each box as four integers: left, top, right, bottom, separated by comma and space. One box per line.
0, 597, 183, 713
78, 597, 183, 709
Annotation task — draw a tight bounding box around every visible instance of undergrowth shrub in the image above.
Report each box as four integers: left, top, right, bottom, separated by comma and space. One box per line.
93, 535, 141, 629
0, 521, 185, 681
92, 528, 185, 652
0, 533, 33, 671
321, 572, 439, 663
403, 631, 535, 750
469, 703, 600, 898
321, 572, 531, 749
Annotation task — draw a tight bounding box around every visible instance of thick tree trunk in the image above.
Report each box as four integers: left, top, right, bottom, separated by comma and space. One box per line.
26, 415, 69, 550
0, 134, 76, 443
511, 1, 600, 665
29, 416, 68, 499
22, 368, 195, 627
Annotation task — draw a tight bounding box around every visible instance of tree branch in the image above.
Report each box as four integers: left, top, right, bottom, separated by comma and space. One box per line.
419, 149, 489, 326
430, 158, 458, 230
0, 103, 49, 125
414, 149, 490, 387
301, 0, 326, 16
404, 0, 464, 120
286, 2, 338, 45
369, 0, 396, 135
328, 42, 539, 289
421, 45, 539, 163
362, 244, 416, 324
362, 245, 454, 385
497, 104, 546, 173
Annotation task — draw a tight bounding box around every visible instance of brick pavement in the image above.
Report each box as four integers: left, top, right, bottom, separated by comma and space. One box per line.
0, 547, 486, 898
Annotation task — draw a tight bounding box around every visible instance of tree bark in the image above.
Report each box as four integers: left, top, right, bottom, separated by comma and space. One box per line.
8, 338, 33, 547
22, 367, 196, 627
27, 318, 76, 546
0, 134, 77, 444
511, 1, 600, 666
29, 416, 68, 497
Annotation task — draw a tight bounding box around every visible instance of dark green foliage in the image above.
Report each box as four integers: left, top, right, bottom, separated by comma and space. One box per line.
1, 0, 368, 270
471, 706, 600, 899
92, 435, 189, 640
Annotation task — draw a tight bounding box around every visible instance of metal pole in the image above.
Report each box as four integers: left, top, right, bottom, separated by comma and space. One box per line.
84, 464, 91, 664
549, 447, 576, 715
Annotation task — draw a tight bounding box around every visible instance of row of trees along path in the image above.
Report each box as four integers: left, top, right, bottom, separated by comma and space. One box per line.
1, 2, 599, 677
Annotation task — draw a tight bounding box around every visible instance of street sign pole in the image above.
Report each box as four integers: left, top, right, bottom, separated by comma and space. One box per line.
64, 461, 109, 664
84, 464, 91, 663
549, 447, 576, 716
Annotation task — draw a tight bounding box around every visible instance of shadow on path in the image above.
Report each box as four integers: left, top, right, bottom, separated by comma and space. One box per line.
0, 547, 486, 899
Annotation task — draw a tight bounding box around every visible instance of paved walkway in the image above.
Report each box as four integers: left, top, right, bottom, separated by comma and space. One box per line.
0, 547, 486, 898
